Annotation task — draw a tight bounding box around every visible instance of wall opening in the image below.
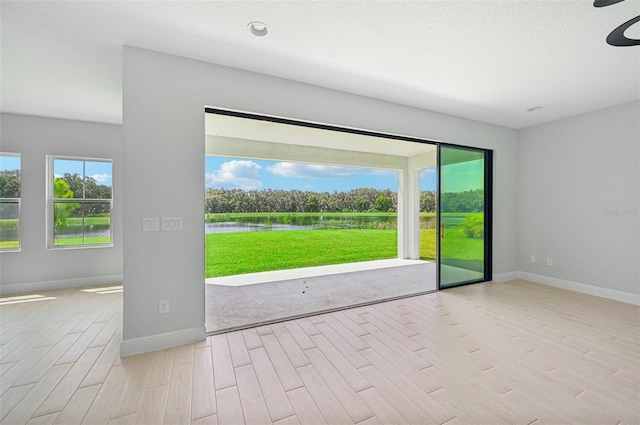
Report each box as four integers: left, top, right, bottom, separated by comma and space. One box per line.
203, 108, 457, 333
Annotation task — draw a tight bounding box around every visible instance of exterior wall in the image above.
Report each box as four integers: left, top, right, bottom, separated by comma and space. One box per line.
0, 113, 123, 294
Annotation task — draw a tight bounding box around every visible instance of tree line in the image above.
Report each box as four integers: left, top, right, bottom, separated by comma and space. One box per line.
205, 188, 484, 214
0, 170, 112, 200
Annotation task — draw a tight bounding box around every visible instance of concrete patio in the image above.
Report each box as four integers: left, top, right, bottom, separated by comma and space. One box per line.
205, 259, 436, 333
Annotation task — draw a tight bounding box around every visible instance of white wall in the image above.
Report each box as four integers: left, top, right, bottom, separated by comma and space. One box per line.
0, 113, 123, 294
518, 101, 640, 302
121, 46, 519, 355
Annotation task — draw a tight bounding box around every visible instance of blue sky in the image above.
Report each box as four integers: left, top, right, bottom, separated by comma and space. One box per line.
53, 159, 113, 186
206, 156, 437, 192
0, 154, 20, 172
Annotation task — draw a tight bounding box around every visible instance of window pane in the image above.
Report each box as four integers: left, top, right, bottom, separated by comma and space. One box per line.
53, 159, 84, 199
0, 155, 21, 198
1, 154, 21, 251
54, 202, 83, 245
50, 157, 113, 248
54, 202, 111, 246
0, 201, 20, 249
82, 202, 111, 245
84, 161, 112, 199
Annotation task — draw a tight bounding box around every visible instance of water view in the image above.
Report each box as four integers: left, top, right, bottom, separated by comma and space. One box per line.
205, 214, 398, 233
205, 213, 437, 234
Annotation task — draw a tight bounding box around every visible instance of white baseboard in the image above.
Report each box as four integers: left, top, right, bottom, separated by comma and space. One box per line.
518, 272, 640, 306
492, 272, 519, 282
0, 274, 123, 295
120, 326, 206, 357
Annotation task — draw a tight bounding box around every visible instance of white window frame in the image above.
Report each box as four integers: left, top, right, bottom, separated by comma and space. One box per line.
0, 152, 21, 252
47, 155, 113, 249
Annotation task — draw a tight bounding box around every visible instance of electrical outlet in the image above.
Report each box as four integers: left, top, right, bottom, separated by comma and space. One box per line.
530, 256, 536, 263
546, 258, 553, 266
159, 299, 169, 314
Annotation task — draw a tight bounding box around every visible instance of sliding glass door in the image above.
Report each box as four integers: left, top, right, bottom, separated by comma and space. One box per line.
438, 145, 492, 288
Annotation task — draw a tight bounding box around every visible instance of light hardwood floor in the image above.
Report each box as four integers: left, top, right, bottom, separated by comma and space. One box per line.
1, 280, 638, 425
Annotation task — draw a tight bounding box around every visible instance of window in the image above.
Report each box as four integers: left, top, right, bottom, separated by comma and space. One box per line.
48, 156, 113, 248
0, 153, 21, 251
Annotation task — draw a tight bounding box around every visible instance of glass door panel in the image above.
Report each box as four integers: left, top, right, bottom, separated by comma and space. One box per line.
438, 146, 491, 288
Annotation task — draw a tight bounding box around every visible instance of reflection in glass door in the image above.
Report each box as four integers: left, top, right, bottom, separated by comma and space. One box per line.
438, 146, 492, 288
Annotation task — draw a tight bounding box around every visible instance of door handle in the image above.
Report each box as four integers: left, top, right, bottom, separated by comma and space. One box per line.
441, 223, 445, 239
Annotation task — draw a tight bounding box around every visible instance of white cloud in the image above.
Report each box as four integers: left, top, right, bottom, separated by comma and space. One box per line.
420, 168, 436, 178
89, 173, 111, 183
268, 162, 363, 179
371, 169, 397, 176
206, 160, 262, 190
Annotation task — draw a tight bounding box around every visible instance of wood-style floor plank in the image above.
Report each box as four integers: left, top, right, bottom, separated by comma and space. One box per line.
270, 323, 310, 368
1, 363, 73, 425
0, 280, 638, 424
304, 347, 373, 423
34, 346, 103, 417
191, 347, 217, 421
247, 347, 295, 422
135, 384, 169, 425
52, 384, 101, 425
234, 364, 272, 424
211, 334, 235, 391
226, 332, 251, 368
81, 364, 128, 425
162, 363, 192, 425
296, 364, 354, 425
214, 386, 243, 425
285, 387, 326, 425
260, 333, 303, 392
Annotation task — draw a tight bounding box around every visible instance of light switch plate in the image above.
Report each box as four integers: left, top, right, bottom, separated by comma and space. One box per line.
161, 217, 182, 231
142, 217, 159, 232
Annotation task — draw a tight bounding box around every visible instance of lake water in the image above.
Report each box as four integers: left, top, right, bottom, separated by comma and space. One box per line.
54, 224, 111, 238
204, 214, 404, 234
205, 222, 318, 233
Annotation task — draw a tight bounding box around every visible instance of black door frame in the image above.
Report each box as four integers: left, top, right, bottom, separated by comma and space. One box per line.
205, 107, 493, 290
436, 144, 493, 290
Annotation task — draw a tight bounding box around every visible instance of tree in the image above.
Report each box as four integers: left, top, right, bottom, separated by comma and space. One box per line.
203, 187, 403, 214
459, 214, 484, 238
0, 169, 20, 198
53, 178, 78, 227
303, 194, 320, 212
373, 195, 393, 212
420, 191, 435, 212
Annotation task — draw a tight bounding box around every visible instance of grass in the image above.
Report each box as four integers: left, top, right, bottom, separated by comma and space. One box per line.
205, 226, 483, 278
206, 229, 398, 277
54, 237, 111, 246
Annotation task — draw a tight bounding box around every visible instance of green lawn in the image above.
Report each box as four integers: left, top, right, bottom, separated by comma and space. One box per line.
54, 237, 111, 246
0, 240, 19, 249
206, 226, 483, 278
206, 229, 398, 277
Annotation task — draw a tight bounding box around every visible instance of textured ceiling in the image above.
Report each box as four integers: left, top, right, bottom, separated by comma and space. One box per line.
1, 0, 639, 129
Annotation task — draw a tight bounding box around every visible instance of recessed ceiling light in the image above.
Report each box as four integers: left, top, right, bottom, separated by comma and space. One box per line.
248, 21, 269, 37
526, 106, 543, 112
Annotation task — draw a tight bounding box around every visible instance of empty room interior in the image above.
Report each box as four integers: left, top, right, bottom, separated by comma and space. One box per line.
0, 1, 639, 424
